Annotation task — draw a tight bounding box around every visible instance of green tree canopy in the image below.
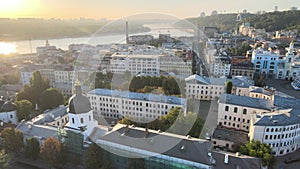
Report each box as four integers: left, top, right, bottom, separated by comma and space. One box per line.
119, 107, 204, 138
14, 100, 33, 121
40, 88, 64, 111
1, 127, 24, 153
24, 137, 40, 160
16, 71, 50, 107
225, 81, 233, 94
239, 140, 275, 167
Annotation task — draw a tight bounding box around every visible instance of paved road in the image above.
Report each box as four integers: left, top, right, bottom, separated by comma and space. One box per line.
265, 78, 300, 99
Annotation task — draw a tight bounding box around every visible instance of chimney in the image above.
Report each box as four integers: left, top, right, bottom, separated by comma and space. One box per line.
126, 21, 129, 44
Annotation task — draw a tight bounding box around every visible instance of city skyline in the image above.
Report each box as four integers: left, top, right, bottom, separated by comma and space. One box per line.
0, 0, 299, 19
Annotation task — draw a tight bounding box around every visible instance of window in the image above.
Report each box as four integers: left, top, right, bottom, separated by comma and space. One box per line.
80, 118, 84, 124
89, 116, 91, 121
225, 106, 229, 111
10, 115, 13, 118
224, 115, 227, 120
265, 135, 268, 139
243, 109, 247, 115
72, 118, 75, 124
234, 107, 238, 113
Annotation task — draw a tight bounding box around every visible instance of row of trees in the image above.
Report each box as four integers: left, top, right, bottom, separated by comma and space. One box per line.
119, 107, 204, 138
14, 71, 65, 121
129, 76, 183, 96
226, 42, 252, 56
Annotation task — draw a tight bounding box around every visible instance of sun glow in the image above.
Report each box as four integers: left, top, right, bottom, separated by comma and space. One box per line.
0, 42, 17, 55
0, 0, 36, 17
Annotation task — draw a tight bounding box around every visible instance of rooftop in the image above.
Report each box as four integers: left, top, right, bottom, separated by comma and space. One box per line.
88, 89, 186, 105
219, 94, 273, 111
212, 126, 248, 144
254, 109, 300, 126
31, 106, 67, 125
185, 74, 226, 86
212, 151, 262, 169
92, 124, 212, 165
230, 76, 255, 88
17, 121, 58, 140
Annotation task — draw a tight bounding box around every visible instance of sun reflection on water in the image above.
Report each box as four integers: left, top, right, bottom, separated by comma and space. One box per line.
0, 42, 17, 55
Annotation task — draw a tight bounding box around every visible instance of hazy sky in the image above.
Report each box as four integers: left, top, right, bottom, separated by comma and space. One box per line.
0, 0, 299, 19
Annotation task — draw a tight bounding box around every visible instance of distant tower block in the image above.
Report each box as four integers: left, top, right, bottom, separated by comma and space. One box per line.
125, 21, 129, 44
274, 6, 278, 12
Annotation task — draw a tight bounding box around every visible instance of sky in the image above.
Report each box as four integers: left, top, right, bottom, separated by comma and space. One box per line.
0, 0, 299, 19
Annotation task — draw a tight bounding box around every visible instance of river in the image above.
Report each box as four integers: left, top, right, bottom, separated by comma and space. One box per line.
7, 23, 193, 54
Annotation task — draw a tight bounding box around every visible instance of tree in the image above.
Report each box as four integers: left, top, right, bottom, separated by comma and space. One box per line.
0, 149, 10, 169
15, 100, 33, 121
30, 71, 50, 106
239, 140, 275, 167
16, 71, 50, 107
24, 137, 40, 160
225, 81, 233, 94
1, 127, 24, 153
40, 137, 62, 166
40, 88, 64, 110
85, 143, 102, 169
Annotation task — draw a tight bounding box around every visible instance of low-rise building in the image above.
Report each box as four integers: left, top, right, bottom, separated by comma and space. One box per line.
230, 76, 255, 96
212, 126, 248, 151
0, 100, 18, 125
30, 106, 68, 128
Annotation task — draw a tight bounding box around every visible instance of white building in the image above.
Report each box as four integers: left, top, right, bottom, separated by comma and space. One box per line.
218, 94, 273, 132
185, 75, 226, 100
251, 48, 280, 75
211, 56, 231, 77
30, 106, 68, 128
230, 76, 255, 96
0, 101, 18, 125
66, 85, 98, 138
87, 89, 186, 122
276, 42, 300, 80
249, 109, 300, 156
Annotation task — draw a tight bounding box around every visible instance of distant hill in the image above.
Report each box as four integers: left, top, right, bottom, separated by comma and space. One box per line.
0, 19, 150, 41
177, 13, 254, 32
177, 10, 300, 33
243, 10, 300, 32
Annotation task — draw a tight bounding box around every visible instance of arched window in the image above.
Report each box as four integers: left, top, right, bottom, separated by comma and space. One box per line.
72, 118, 75, 124
225, 106, 229, 111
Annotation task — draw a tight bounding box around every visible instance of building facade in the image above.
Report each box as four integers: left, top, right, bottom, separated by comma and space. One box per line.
185, 75, 226, 100
87, 89, 186, 122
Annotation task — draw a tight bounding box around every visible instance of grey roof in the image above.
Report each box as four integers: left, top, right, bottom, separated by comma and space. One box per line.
88, 89, 186, 105
33, 106, 67, 124
212, 126, 248, 144
0, 101, 16, 112
17, 121, 58, 140
212, 151, 262, 169
219, 94, 272, 111
254, 109, 300, 126
68, 86, 92, 114
274, 96, 300, 110
249, 87, 274, 96
185, 75, 226, 86
230, 76, 254, 88
95, 125, 212, 165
